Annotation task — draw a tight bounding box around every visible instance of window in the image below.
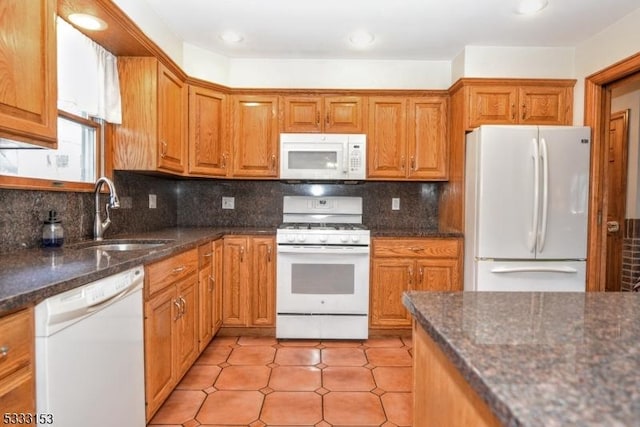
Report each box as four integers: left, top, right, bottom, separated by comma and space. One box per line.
0, 17, 121, 191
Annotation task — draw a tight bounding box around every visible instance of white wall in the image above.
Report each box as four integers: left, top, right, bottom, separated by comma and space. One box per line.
574, 7, 640, 124
612, 82, 640, 217
183, 43, 230, 85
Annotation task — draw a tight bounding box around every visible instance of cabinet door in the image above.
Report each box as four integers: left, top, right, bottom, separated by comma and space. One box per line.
213, 239, 224, 333
222, 237, 249, 326
324, 96, 365, 133
415, 259, 460, 292
367, 97, 407, 178
144, 285, 177, 419
408, 97, 448, 180
518, 86, 570, 125
176, 277, 199, 375
0, 0, 57, 147
468, 86, 518, 128
231, 95, 279, 177
370, 259, 413, 328
157, 63, 187, 173
198, 242, 214, 352
188, 86, 229, 176
249, 237, 276, 327
282, 96, 323, 132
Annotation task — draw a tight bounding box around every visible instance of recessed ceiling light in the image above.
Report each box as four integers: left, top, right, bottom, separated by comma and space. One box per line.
348, 30, 375, 48
515, 0, 549, 15
68, 13, 108, 31
219, 31, 244, 43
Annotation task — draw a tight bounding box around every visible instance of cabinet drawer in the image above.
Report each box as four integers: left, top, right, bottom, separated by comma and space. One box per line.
146, 249, 198, 296
0, 308, 33, 380
373, 238, 460, 258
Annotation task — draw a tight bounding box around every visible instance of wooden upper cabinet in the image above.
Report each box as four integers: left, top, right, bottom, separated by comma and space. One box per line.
111, 57, 187, 175
468, 86, 518, 127
188, 86, 229, 176
367, 97, 408, 178
408, 97, 448, 180
281, 95, 365, 133
231, 95, 279, 177
0, 0, 57, 147
368, 95, 448, 180
467, 82, 573, 129
518, 86, 570, 125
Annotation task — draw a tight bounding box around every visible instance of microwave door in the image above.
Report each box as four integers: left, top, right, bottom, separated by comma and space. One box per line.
282, 144, 344, 179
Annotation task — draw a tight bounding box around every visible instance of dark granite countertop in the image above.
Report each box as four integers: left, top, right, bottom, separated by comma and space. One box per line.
370, 228, 464, 238
403, 291, 640, 427
0, 227, 274, 316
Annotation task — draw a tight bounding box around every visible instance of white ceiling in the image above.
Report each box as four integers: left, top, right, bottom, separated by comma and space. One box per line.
143, 0, 640, 61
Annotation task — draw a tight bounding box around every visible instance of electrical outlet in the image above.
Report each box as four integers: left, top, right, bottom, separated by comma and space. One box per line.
392, 198, 400, 211
149, 194, 157, 209
222, 197, 235, 209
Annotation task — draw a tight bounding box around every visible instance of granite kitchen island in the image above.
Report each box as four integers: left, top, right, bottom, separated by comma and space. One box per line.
403, 291, 640, 427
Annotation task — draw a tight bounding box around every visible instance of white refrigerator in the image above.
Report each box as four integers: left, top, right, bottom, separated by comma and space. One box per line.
464, 125, 591, 292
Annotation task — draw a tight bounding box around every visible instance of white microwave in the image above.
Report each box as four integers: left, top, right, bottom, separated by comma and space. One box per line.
280, 133, 366, 180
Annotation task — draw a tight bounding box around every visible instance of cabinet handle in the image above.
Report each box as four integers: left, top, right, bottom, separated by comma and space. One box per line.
418, 267, 424, 285
209, 275, 215, 292
408, 266, 414, 287
240, 246, 245, 262
410, 156, 416, 171
204, 252, 213, 258
0, 345, 9, 360
511, 105, 516, 120
221, 153, 228, 169
409, 247, 424, 252
522, 104, 527, 120
174, 299, 182, 320
271, 154, 277, 171
401, 157, 405, 170
267, 245, 272, 263
179, 296, 187, 315
326, 112, 330, 125
160, 140, 168, 158
172, 265, 186, 274
316, 111, 320, 125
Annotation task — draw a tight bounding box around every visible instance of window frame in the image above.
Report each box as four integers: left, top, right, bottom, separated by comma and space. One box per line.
0, 111, 105, 192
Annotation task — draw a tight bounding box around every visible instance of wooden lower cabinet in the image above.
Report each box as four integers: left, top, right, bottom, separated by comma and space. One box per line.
198, 239, 223, 352
413, 322, 500, 427
144, 248, 199, 420
0, 307, 35, 415
370, 238, 462, 329
223, 236, 276, 327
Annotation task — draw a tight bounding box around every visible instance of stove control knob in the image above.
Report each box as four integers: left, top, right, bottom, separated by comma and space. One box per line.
340, 235, 349, 243
318, 235, 328, 243
286, 234, 296, 242
351, 235, 361, 243
296, 234, 306, 243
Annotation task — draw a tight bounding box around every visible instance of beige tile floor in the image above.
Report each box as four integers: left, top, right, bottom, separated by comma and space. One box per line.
147, 336, 413, 426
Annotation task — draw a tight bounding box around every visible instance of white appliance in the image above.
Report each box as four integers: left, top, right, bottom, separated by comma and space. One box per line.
280, 133, 366, 180
276, 196, 370, 339
35, 266, 145, 427
464, 125, 591, 292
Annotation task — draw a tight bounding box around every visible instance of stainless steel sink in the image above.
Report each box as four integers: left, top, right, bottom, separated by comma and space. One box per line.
69, 239, 174, 252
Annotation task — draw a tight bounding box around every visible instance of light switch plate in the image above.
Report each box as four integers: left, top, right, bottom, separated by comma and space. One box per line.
149, 194, 157, 209
222, 197, 235, 209
392, 198, 400, 210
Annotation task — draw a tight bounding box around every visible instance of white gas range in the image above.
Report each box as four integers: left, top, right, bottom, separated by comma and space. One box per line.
276, 196, 370, 339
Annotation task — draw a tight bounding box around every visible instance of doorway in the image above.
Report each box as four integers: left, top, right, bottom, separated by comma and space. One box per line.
585, 52, 640, 292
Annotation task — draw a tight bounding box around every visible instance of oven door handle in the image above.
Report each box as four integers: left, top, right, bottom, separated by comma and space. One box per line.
277, 245, 370, 255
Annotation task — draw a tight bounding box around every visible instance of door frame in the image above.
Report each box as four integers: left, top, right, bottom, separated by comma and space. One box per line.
585, 51, 640, 291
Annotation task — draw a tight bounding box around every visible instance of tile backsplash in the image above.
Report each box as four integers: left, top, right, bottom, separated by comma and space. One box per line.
0, 172, 440, 253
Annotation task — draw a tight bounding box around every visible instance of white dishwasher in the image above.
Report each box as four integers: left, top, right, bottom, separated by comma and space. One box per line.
35, 266, 145, 427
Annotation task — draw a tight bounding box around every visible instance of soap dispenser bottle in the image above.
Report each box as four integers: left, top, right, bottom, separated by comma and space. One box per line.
42, 210, 64, 248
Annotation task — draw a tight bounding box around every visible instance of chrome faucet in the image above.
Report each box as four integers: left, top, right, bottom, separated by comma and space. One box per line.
94, 177, 120, 241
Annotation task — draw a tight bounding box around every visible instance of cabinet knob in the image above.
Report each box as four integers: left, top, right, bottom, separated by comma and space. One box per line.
160, 140, 168, 158
221, 153, 228, 169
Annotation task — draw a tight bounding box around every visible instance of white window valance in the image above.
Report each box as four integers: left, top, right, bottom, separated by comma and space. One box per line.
57, 17, 122, 124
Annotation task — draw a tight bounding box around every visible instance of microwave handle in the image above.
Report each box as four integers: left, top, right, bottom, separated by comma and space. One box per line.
343, 146, 349, 175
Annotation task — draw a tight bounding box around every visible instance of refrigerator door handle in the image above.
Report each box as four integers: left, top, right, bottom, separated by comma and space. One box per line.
538, 138, 550, 253
490, 266, 578, 274
528, 138, 540, 253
